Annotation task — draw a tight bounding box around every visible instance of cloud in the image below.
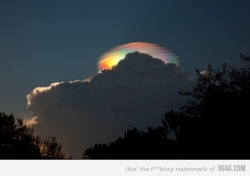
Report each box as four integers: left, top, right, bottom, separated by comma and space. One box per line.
26, 52, 192, 158
23, 116, 38, 126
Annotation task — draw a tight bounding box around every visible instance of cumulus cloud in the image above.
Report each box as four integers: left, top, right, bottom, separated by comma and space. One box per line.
27, 52, 193, 158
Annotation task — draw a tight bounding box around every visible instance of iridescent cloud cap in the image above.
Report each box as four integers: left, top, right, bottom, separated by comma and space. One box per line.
98, 42, 179, 70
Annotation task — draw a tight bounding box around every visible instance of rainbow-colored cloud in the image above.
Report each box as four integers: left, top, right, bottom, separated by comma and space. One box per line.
98, 42, 179, 70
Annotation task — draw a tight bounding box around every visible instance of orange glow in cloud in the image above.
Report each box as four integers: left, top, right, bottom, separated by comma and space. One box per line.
98, 42, 179, 70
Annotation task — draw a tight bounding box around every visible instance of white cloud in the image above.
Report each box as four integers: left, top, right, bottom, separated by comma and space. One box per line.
23, 116, 38, 126
26, 52, 193, 158
26, 82, 62, 107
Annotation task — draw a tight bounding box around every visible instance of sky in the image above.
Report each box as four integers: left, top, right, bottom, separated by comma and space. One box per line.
1, 0, 250, 157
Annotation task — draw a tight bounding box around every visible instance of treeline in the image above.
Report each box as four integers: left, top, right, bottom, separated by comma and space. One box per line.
83, 58, 250, 159
0, 113, 66, 159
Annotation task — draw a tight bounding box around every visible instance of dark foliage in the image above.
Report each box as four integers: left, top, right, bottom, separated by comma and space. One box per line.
84, 59, 250, 159
240, 53, 250, 61
40, 136, 65, 159
163, 63, 250, 159
83, 127, 176, 159
0, 113, 40, 159
0, 113, 65, 159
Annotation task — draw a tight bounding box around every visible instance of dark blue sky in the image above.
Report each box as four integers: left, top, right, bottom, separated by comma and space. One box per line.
1, 0, 250, 116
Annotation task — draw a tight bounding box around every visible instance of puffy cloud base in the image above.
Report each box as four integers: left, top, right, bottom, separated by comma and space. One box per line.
27, 52, 192, 158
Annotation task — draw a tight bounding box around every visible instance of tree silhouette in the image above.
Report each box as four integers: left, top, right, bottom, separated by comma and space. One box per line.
0, 112, 66, 159
40, 136, 65, 159
83, 127, 176, 159
240, 53, 250, 61
83, 58, 250, 159
163, 63, 250, 159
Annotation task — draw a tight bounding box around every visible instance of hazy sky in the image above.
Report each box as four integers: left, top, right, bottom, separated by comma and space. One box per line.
0, 0, 250, 157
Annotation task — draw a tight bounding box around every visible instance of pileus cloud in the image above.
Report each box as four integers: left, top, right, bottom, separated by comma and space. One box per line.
26, 52, 192, 158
